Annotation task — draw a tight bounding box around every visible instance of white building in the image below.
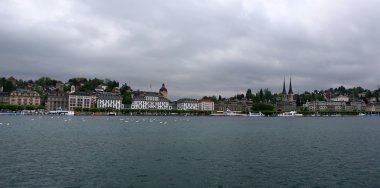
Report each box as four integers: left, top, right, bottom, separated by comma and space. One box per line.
131, 95, 171, 110
68, 92, 93, 110
304, 100, 366, 112
96, 92, 122, 110
199, 99, 214, 111
177, 98, 199, 111
331, 95, 350, 102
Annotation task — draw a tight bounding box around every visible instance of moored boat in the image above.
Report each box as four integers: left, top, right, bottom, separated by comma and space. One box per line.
249, 112, 265, 117
278, 111, 303, 117
47, 110, 74, 116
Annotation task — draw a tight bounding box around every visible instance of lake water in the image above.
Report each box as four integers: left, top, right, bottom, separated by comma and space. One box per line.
0, 116, 379, 187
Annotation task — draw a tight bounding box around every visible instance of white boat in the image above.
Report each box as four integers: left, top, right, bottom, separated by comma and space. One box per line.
47, 110, 74, 116
330, 114, 342, 117
311, 113, 321, 117
278, 111, 303, 117
210, 109, 247, 116
108, 112, 117, 116
249, 112, 265, 117
358, 113, 366, 117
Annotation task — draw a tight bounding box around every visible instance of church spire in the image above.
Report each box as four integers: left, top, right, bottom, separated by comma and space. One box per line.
288, 76, 293, 94
282, 77, 287, 95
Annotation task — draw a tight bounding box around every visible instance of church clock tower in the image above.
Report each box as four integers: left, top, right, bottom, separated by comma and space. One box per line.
159, 83, 168, 98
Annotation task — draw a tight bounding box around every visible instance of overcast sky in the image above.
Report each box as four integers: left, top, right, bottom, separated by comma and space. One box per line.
1, 0, 379, 99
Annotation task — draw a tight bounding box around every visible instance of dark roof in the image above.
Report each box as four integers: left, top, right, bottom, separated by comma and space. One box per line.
282, 77, 287, 95
69, 92, 92, 96
96, 92, 122, 100
11, 89, 40, 96
288, 76, 293, 94
159, 83, 167, 92
0, 92, 10, 97
47, 91, 68, 97
177, 98, 198, 103
133, 95, 170, 102
133, 91, 160, 97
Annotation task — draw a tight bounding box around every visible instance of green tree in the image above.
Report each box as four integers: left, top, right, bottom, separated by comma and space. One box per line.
122, 92, 133, 104
2, 80, 16, 92
120, 83, 132, 94
252, 103, 274, 112
246, 89, 253, 100
35, 77, 54, 88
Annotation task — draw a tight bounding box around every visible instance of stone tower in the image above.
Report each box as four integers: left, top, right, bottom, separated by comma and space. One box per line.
70, 85, 76, 94
159, 83, 168, 98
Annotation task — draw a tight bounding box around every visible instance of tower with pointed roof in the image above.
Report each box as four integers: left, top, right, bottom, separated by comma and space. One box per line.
159, 83, 168, 98
282, 77, 287, 101
288, 76, 294, 102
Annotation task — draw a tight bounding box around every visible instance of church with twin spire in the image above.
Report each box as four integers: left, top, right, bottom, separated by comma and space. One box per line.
281, 76, 294, 102
276, 76, 296, 111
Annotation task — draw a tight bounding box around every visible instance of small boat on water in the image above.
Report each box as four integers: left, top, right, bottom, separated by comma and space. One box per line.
330, 114, 342, 117
311, 113, 321, 117
278, 111, 303, 117
108, 112, 117, 116
249, 112, 265, 117
358, 113, 366, 117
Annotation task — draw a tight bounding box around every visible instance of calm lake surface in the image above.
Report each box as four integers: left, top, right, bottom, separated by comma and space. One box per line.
0, 116, 379, 187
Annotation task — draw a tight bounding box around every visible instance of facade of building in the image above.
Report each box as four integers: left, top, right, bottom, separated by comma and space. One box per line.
305, 100, 366, 112
9, 89, 41, 106
46, 91, 69, 111
0, 92, 10, 104
131, 95, 171, 110
96, 92, 122, 110
214, 99, 252, 112
177, 98, 199, 111
331, 95, 350, 102
55, 81, 64, 92
199, 99, 215, 111
305, 101, 346, 112
68, 92, 93, 110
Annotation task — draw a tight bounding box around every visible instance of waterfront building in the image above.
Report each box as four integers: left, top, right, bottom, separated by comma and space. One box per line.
366, 104, 376, 112
131, 94, 171, 110
177, 98, 199, 111
96, 92, 122, 110
305, 101, 346, 112
9, 89, 41, 106
214, 99, 252, 112
305, 99, 367, 112
68, 92, 93, 110
374, 103, 380, 112
199, 99, 215, 111
46, 91, 69, 111
348, 101, 366, 111
0, 92, 10, 104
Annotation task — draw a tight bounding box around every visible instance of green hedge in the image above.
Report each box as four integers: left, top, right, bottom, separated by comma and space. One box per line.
0, 104, 44, 111
73, 108, 213, 115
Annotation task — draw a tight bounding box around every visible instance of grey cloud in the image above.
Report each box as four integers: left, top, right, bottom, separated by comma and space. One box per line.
1, 0, 380, 100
